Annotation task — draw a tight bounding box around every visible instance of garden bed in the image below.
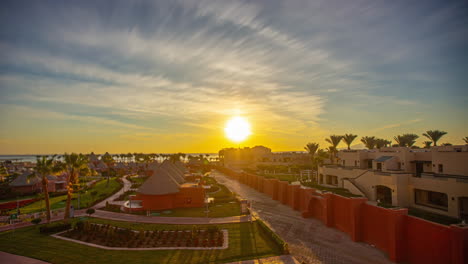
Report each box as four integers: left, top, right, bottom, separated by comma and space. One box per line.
55, 222, 227, 250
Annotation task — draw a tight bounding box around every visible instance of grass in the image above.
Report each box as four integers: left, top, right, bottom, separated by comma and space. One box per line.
0, 218, 283, 264
301, 182, 362, 198
408, 207, 461, 226
128, 176, 148, 189
10, 178, 122, 214
262, 173, 297, 183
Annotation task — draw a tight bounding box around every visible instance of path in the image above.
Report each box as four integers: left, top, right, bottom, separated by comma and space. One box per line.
0, 252, 50, 264
92, 175, 132, 209
212, 170, 394, 264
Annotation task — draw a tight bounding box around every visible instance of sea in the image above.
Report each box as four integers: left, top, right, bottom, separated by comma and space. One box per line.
0, 153, 219, 163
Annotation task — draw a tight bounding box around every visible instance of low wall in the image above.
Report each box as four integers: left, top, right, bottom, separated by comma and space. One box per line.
215, 166, 468, 264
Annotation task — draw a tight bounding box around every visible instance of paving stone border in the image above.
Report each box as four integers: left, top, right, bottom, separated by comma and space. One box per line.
51, 229, 229, 250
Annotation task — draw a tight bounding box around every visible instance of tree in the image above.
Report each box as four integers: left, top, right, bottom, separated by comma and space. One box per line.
361, 136, 376, 149
423, 141, 432, 148
342, 134, 358, 150
422, 130, 447, 146
33, 155, 57, 223
101, 152, 114, 187
86, 208, 95, 216
464, 137, 468, 145
375, 138, 391, 149
63, 153, 89, 220
304, 143, 319, 172
402, 134, 419, 147
394, 134, 419, 147
325, 135, 343, 164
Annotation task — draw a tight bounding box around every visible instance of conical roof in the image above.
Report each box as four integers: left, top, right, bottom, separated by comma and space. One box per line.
137, 168, 180, 195
160, 161, 185, 184
175, 161, 189, 174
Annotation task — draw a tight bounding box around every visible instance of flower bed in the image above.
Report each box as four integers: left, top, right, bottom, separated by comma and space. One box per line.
0, 198, 40, 210
57, 222, 226, 249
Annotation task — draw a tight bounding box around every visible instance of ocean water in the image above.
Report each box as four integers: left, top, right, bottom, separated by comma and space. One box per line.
0, 153, 218, 163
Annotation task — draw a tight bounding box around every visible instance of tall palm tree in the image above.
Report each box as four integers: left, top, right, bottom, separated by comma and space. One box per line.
422, 130, 447, 146
393, 135, 406, 147
62, 153, 89, 220
402, 134, 419, 147
304, 143, 320, 169
325, 135, 343, 164
342, 134, 358, 150
463, 137, 468, 145
34, 155, 56, 223
361, 136, 376, 149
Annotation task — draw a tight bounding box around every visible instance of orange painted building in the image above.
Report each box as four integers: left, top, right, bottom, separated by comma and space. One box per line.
129, 161, 205, 211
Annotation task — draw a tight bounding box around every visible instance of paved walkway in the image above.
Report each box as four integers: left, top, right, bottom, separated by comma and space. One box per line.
213, 171, 394, 264
91, 209, 252, 224
93, 175, 132, 209
226, 255, 299, 264
0, 251, 50, 264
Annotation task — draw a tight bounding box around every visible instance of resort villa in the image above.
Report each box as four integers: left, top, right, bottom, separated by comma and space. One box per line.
9, 171, 67, 194
219, 146, 309, 170
317, 145, 468, 220
126, 160, 205, 212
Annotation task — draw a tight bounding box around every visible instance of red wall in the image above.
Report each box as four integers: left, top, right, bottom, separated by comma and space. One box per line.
405, 216, 452, 264
216, 166, 468, 264
135, 186, 205, 211
278, 181, 289, 205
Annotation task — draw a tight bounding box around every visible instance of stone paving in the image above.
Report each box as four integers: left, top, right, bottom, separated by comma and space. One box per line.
0, 251, 49, 264
212, 171, 394, 264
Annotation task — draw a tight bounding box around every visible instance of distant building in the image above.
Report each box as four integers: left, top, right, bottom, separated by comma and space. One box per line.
127, 160, 205, 211
219, 146, 309, 170
9, 171, 67, 194
317, 145, 468, 220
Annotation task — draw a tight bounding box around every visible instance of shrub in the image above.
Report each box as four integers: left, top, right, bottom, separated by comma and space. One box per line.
31, 218, 42, 225
86, 208, 95, 216
75, 220, 85, 231
39, 221, 72, 234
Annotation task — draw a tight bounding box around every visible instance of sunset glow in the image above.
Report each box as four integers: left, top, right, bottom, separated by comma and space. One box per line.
224, 116, 251, 143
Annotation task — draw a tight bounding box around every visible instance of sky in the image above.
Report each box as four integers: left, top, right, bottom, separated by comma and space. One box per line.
0, 0, 467, 154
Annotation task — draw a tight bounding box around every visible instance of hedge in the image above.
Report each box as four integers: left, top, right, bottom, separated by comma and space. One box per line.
39, 221, 72, 234
256, 219, 289, 254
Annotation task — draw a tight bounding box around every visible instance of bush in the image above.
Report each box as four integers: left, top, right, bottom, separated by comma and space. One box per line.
39, 221, 72, 234
75, 220, 85, 231
86, 208, 95, 216
31, 218, 42, 225
256, 220, 289, 254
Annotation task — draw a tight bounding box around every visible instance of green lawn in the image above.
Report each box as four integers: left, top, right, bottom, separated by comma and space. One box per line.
0, 218, 283, 264
263, 174, 298, 183
10, 178, 122, 214
408, 207, 460, 226
301, 182, 362, 198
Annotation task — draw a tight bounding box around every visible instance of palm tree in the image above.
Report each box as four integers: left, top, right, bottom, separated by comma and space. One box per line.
325, 135, 343, 164
361, 136, 376, 149
304, 143, 319, 169
34, 155, 56, 223
423, 141, 432, 148
342, 134, 358, 150
393, 135, 406, 147
463, 137, 468, 145
62, 153, 89, 220
403, 134, 419, 147
422, 130, 447, 146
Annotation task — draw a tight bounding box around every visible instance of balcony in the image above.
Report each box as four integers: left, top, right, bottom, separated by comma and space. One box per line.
420, 172, 468, 182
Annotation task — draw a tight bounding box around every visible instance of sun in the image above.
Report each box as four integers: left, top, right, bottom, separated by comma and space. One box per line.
224, 116, 251, 143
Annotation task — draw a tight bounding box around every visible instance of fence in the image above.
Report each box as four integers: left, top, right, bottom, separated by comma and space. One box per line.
216, 166, 468, 264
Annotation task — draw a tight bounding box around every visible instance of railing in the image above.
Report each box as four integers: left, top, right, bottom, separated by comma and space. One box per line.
420, 172, 468, 181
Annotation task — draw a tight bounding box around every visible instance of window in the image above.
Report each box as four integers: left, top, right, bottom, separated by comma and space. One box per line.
319, 174, 323, 184
414, 189, 448, 211
342, 160, 346, 166
354, 160, 357, 167
326, 175, 338, 186
376, 163, 382, 171
438, 164, 443, 173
